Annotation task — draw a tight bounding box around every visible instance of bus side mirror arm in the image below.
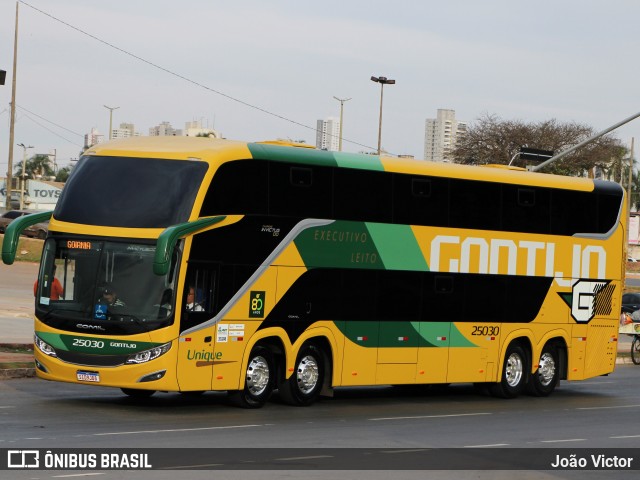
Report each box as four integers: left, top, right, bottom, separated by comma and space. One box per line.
153, 215, 226, 276
1, 211, 53, 265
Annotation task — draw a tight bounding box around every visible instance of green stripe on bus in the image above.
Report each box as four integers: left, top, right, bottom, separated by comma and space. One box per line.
36, 332, 161, 355
294, 221, 382, 269
247, 143, 385, 171
247, 143, 338, 167
334, 152, 384, 171
365, 223, 428, 271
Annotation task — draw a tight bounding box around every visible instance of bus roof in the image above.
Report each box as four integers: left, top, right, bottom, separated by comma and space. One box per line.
84, 136, 600, 192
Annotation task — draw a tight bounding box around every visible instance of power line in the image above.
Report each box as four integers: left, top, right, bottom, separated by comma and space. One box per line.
19, 1, 378, 153
16, 104, 83, 138
18, 107, 83, 147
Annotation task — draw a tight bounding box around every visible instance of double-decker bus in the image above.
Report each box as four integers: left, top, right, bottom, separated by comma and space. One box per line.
2, 136, 626, 407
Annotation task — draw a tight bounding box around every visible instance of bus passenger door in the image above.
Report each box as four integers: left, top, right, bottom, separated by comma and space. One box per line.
176, 263, 219, 392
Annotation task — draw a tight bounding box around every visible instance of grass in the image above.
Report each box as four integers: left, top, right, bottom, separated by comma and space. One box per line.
0, 234, 43, 263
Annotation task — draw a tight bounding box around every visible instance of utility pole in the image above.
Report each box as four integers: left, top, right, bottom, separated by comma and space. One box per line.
629, 137, 635, 210
6, 1, 19, 209
370, 76, 395, 155
333, 96, 351, 152
104, 105, 119, 140
17, 142, 32, 210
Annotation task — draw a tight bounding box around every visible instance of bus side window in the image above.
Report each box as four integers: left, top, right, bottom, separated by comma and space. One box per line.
181, 265, 218, 332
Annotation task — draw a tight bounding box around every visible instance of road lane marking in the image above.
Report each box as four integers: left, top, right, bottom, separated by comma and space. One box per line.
275, 455, 334, 461
610, 435, 640, 439
52, 474, 105, 478
578, 404, 640, 410
88, 424, 264, 436
369, 413, 491, 421
540, 439, 586, 443
465, 444, 511, 448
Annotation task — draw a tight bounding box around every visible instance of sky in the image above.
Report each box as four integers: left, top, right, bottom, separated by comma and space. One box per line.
2, 0, 640, 172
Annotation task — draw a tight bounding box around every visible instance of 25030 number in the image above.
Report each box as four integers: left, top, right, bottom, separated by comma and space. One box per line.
72, 338, 105, 349
471, 325, 500, 336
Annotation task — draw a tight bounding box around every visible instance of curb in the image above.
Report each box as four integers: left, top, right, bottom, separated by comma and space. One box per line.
0, 367, 35, 379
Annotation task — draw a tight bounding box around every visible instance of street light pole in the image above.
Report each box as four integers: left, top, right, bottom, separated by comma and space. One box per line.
333, 96, 351, 152
104, 105, 119, 140
370, 76, 395, 155
17, 142, 32, 210
6, 2, 19, 209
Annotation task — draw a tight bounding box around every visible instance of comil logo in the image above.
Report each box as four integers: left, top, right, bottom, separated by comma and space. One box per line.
8, 450, 39, 468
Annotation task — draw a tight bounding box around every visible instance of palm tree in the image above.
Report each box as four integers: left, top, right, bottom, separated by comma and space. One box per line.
15, 154, 55, 179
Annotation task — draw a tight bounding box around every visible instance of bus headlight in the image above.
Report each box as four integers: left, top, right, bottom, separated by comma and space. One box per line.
34, 334, 57, 358
125, 342, 172, 365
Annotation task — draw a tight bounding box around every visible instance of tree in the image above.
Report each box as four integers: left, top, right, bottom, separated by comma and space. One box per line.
15, 154, 55, 180
55, 167, 71, 183
452, 114, 628, 177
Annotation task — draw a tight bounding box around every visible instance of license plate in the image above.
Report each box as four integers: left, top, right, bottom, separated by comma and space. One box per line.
77, 370, 100, 383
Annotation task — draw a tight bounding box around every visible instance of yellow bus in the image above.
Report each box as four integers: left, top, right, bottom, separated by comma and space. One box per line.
2, 136, 626, 407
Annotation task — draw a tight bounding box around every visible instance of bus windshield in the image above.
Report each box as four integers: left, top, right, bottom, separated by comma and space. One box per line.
35, 238, 179, 335
54, 155, 208, 228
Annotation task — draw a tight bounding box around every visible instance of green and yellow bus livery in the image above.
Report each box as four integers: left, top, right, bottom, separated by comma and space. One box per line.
2, 136, 625, 407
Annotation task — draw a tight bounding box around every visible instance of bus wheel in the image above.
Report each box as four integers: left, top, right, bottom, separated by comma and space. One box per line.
632, 336, 640, 365
490, 344, 528, 399
121, 388, 155, 398
230, 346, 274, 408
278, 345, 324, 406
526, 344, 559, 396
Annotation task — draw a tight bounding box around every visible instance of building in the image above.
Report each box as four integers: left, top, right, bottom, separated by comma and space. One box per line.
111, 123, 140, 140
84, 127, 104, 149
183, 120, 220, 138
423, 109, 467, 162
149, 121, 182, 137
316, 117, 340, 151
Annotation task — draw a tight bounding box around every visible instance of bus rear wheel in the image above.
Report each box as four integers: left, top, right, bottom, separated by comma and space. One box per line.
490, 344, 528, 399
527, 344, 559, 396
230, 346, 274, 408
278, 345, 324, 406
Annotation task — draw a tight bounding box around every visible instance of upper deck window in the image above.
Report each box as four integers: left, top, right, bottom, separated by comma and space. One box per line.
55, 156, 208, 228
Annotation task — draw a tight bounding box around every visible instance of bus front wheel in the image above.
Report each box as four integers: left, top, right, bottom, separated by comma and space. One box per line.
278, 344, 324, 406
490, 344, 528, 399
121, 388, 155, 398
230, 346, 274, 408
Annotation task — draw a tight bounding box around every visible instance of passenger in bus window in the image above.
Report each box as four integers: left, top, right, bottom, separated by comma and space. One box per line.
185, 285, 204, 311
33, 264, 64, 300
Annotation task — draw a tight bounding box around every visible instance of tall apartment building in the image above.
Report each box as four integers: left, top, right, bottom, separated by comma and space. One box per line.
316, 117, 340, 151
111, 123, 140, 140
423, 109, 467, 162
149, 121, 182, 137
84, 127, 104, 148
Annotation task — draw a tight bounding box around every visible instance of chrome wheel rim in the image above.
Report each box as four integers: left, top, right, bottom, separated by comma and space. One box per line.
296, 355, 320, 395
537, 352, 556, 387
505, 352, 523, 388
246, 356, 270, 396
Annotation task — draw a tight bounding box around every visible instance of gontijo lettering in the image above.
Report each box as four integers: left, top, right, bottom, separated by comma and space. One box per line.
429, 235, 606, 286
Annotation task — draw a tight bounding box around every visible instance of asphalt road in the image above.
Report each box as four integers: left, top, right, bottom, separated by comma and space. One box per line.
2, 262, 640, 479
2, 366, 640, 479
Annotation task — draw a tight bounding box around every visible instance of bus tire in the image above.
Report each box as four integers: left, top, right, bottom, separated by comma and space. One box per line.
632, 336, 640, 365
490, 343, 528, 399
278, 344, 324, 406
230, 346, 274, 408
526, 344, 559, 397
121, 388, 155, 398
